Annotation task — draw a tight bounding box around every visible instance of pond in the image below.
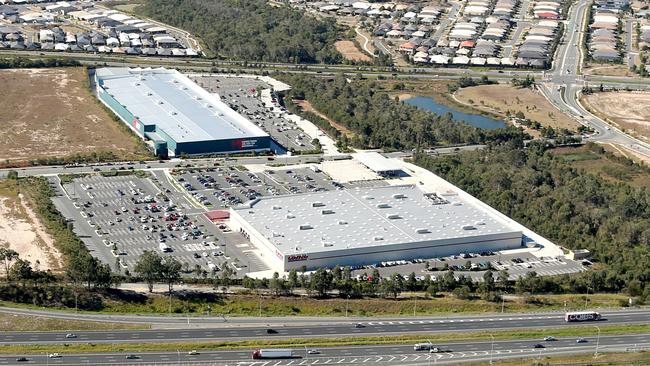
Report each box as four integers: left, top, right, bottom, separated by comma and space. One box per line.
404, 96, 506, 130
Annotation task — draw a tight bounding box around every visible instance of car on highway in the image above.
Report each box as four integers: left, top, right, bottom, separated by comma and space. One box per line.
430, 347, 446, 353
544, 336, 557, 341
266, 328, 278, 334
355, 323, 365, 328
126, 354, 140, 359
307, 349, 320, 354
65, 333, 77, 338
16, 357, 28, 362
49, 353, 62, 358
188, 350, 199, 355
532, 343, 545, 349
576, 337, 588, 343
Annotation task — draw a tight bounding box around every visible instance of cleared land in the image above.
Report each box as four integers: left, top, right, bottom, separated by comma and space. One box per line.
455, 84, 580, 133
335, 40, 371, 62
0, 68, 148, 162
0, 181, 62, 272
0, 312, 148, 331
584, 64, 639, 78
582, 91, 650, 141
293, 99, 355, 138
552, 145, 650, 189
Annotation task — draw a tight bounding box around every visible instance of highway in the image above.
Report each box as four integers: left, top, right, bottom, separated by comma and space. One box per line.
0, 309, 649, 345
2, 333, 649, 365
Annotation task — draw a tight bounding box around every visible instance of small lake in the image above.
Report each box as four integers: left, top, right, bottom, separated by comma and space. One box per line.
404, 96, 506, 130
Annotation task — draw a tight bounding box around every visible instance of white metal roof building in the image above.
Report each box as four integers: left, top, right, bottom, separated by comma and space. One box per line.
354, 152, 403, 175
230, 185, 523, 271
95, 67, 270, 157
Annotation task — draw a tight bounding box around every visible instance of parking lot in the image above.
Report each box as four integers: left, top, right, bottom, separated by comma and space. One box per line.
170, 166, 341, 209
53, 173, 271, 276
191, 75, 315, 152
352, 250, 585, 282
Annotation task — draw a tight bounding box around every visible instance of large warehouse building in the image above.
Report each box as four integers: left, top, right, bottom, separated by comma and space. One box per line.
229, 185, 523, 272
95, 67, 271, 157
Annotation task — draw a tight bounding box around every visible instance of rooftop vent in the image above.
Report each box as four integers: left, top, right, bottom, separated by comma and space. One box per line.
462, 225, 476, 230
312, 202, 325, 208
373, 236, 384, 241
363, 195, 374, 200
392, 193, 406, 199
338, 220, 348, 225
272, 205, 282, 210
416, 228, 431, 234
386, 214, 401, 219
475, 221, 486, 226
299, 224, 313, 230
321, 209, 334, 215
376, 203, 391, 209
453, 202, 462, 206
286, 213, 295, 219
322, 242, 334, 247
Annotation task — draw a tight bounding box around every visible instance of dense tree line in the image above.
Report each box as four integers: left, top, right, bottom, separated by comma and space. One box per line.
0, 57, 80, 69
281, 74, 528, 150
140, 0, 342, 63
414, 142, 650, 299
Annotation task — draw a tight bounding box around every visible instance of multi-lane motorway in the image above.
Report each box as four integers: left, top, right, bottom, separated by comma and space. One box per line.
2, 333, 649, 365
1, 309, 649, 345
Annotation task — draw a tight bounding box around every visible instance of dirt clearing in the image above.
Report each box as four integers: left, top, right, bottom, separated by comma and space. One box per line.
455, 84, 580, 133
335, 40, 371, 62
0, 68, 148, 162
0, 184, 62, 273
582, 91, 650, 142
293, 99, 355, 138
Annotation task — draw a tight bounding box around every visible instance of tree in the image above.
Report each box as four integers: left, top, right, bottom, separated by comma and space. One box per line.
288, 268, 299, 293
310, 268, 333, 297
0, 248, 19, 280
66, 253, 112, 290
481, 270, 495, 293
8, 259, 33, 287
134, 251, 163, 292
270, 272, 285, 296
160, 257, 182, 295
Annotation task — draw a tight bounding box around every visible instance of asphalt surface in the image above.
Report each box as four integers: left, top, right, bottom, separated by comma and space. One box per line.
2, 333, 649, 365
1, 309, 649, 345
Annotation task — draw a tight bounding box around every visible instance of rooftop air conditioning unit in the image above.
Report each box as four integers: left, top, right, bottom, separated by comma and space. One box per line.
392, 194, 406, 199
475, 221, 485, 226
416, 228, 430, 234
462, 225, 476, 230
386, 214, 401, 219
312, 202, 325, 207
373, 236, 384, 241
321, 209, 334, 215
338, 220, 348, 225
299, 225, 313, 230
286, 213, 295, 219
376, 203, 390, 209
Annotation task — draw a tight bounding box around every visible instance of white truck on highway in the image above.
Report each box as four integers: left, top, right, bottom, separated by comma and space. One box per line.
565, 311, 601, 322
251, 349, 295, 359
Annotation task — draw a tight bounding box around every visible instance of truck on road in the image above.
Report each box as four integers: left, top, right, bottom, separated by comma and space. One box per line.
251, 349, 295, 359
565, 311, 601, 322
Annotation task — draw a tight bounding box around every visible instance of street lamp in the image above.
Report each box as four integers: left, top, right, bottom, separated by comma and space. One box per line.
345, 295, 350, 317
489, 334, 495, 364
594, 326, 601, 358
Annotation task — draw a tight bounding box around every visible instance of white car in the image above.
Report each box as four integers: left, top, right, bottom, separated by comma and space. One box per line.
307, 349, 320, 354
48, 353, 62, 358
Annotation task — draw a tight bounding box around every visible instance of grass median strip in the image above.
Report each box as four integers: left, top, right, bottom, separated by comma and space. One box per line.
0, 313, 149, 332
2, 324, 649, 355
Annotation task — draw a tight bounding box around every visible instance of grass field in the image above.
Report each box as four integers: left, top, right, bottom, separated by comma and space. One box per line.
0, 68, 150, 163
0, 312, 148, 331
93, 292, 630, 316
583, 64, 639, 78
454, 84, 580, 134
552, 145, 650, 189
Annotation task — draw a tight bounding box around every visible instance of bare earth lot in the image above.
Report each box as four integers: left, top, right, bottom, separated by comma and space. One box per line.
293, 99, 355, 137
0, 68, 147, 162
0, 188, 62, 273
582, 91, 650, 142
455, 84, 580, 133
335, 40, 371, 62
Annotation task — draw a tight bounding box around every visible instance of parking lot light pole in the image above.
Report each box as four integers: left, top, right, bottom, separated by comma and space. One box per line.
489, 334, 495, 364
594, 326, 601, 358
